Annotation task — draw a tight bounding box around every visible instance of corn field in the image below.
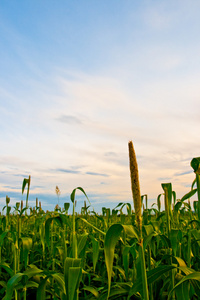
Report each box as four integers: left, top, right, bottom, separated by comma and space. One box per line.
1, 143, 200, 299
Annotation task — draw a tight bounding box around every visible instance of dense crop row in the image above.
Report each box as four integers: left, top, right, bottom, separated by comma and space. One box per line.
1, 145, 200, 299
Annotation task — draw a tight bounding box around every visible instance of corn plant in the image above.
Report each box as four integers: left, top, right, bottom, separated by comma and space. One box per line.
1, 150, 200, 299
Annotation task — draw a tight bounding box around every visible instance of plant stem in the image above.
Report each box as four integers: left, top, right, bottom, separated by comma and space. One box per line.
196, 173, 200, 220
139, 242, 149, 300
72, 202, 77, 258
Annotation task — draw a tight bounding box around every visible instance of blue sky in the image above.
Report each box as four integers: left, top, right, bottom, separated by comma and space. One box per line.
0, 1, 200, 213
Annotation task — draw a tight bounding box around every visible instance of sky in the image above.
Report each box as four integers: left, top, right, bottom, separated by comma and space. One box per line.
0, 0, 200, 213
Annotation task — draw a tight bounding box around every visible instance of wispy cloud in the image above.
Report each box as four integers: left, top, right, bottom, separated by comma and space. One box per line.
104, 152, 117, 157
85, 172, 109, 177
56, 115, 82, 125
157, 177, 171, 181
55, 168, 80, 174
174, 170, 193, 177
3, 186, 21, 190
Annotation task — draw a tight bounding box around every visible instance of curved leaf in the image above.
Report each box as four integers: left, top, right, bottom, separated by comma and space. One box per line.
104, 224, 137, 298
70, 187, 91, 206
5, 273, 28, 300
169, 271, 200, 298
83, 286, 99, 298
181, 189, 197, 202
104, 224, 124, 298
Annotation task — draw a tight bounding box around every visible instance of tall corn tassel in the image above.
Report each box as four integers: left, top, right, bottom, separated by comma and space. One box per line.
128, 141, 142, 238
128, 141, 149, 300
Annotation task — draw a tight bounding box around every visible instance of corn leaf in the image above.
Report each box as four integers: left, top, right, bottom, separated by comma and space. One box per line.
104, 224, 124, 298
83, 286, 99, 298
4, 273, 28, 300
169, 271, 200, 298
91, 236, 100, 272
68, 267, 82, 300
22, 178, 29, 194
70, 187, 91, 206
36, 277, 49, 300
64, 257, 82, 299
77, 233, 88, 257
181, 189, 197, 202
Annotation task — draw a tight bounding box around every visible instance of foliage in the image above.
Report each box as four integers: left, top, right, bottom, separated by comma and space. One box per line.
1, 156, 200, 299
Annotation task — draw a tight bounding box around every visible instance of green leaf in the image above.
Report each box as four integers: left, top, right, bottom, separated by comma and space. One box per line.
83, 286, 99, 298
181, 189, 197, 202
123, 225, 139, 239
64, 202, 70, 212
100, 286, 129, 300
22, 178, 29, 194
174, 201, 182, 213
148, 265, 176, 284
113, 203, 124, 210
64, 257, 81, 299
70, 187, 91, 206
191, 157, 200, 174
172, 191, 176, 204
104, 224, 124, 298
19, 237, 33, 268
169, 271, 200, 298
51, 273, 66, 295
143, 231, 157, 250
161, 183, 172, 209
0, 231, 9, 247
59, 214, 70, 226
19, 207, 28, 216
156, 211, 165, 221
174, 281, 190, 300
173, 257, 187, 267
23, 265, 43, 278
91, 236, 100, 272
68, 267, 82, 300
191, 178, 196, 190
54, 216, 63, 227
104, 224, 137, 298
45, 217, 53, 248
0, 263, 14, 277
128, 265, 176, 298
157, 194, 162, 211
37, 277, 49, 300
80, 218, 105, 236
193, 201, 198, 213
158, 234, 171, 248
170, 229, 179, 256
77, 233, 88, 257
5, 273, 28, 300
122, 245, 131, 280
143, 224, 154, 236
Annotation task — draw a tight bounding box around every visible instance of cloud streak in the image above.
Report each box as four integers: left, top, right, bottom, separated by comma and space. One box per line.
55, 168, 80, 174
86, 172, 109, 177
57, 115, 82, 125
174, 171, 193, 177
